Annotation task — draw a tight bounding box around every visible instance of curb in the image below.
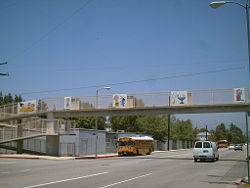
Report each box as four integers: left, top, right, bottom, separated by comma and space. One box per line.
0, 156, 40, 160
0, 154, 119, 160
238, 177, 249, 188
75, 155, 118, 160
0, 155, 75, 160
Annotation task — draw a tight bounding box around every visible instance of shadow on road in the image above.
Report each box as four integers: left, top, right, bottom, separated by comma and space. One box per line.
200, 180, 238, 186
116, 156, 246, 162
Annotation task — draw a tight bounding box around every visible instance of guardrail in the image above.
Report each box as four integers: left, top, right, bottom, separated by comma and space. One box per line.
0, 87, 249, 119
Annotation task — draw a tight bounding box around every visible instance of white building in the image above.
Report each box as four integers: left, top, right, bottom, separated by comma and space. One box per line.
196, 132, 211, 141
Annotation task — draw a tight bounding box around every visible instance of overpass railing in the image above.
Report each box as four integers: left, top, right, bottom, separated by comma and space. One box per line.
0, 87, 249, 119
0, 118, 76, 142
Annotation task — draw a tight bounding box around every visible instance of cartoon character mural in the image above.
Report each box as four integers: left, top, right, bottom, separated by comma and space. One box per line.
234, 88, 245, 103
170, 91, 188, 106
112, 94, 127, 108
64, 97, 72, 110
18, 100, 37, 114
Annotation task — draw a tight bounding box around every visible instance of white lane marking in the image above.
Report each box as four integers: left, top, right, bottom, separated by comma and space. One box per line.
23, 172, 108, 188
1, 171, 10, 174
100, 173, 152, 188
0, 162, 16, 165
20, 169, 31, 173
1, 169, 30, 174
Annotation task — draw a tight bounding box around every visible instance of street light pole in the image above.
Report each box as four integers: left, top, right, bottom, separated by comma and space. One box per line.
95, 87, 111, 158
210, 1, 250, 81
210, 1, 250, 183
246, 111, 250, 184
245, 2, 250, 82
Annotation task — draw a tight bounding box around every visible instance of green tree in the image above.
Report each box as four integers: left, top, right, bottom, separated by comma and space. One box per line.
193, 126, 200, 141
214, 123, 228, 141
139, 115, 169, 142
110, 115, 141, 132
72, 116, 106, 130
0, 92, 23, 105
3, 93, 13, 104
229, 123, 245, 144
14, 94, 23, 103
0, 92, 3, 105
209, 129, 216, 141
110, 114, 196, 142
171, 119, 195, 142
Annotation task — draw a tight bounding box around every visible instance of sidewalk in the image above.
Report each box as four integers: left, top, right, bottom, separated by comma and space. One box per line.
237, 177, 250, 188
0, 153, 119, 160
223, 178, 244, 188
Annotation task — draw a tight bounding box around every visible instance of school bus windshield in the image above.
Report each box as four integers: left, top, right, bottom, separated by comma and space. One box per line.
118, 141, 134, 146
217, 140, 228, 148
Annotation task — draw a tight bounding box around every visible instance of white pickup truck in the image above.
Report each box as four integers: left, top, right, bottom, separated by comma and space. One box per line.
193, 141, 219, 162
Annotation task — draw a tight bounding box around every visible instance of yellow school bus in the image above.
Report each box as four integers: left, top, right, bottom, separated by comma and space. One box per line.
217, 140, 228, 148
118, 136, 154, 156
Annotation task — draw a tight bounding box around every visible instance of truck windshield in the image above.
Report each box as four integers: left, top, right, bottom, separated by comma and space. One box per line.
203, 142, 211, 148
195, 142, 202, 148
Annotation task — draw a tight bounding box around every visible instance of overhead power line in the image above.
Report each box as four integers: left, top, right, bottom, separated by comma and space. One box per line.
0, 62, 7, 66
0, 62, 9, 76
7, 0, 94, 61
19, 66, 245, 95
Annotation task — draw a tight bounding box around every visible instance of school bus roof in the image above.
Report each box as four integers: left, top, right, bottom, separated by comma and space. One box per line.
119, 136, 154, 141
217, 140, 228, 142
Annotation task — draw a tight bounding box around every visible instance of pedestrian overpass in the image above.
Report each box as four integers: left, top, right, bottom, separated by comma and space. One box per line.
0, 87, 249, 156
1, 87, 249, 120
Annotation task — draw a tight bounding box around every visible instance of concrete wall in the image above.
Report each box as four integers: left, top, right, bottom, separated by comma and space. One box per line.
106, 133, 117, 153
157, 140, 194, 151
75, 129, 106, 156
60, 135, 76, 156
1, 128, 194, 156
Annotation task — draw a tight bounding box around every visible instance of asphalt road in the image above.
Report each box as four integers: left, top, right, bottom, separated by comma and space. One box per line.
0, 148, 247, 188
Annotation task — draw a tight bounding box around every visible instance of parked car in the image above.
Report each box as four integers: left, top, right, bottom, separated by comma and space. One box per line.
228, 144, 235, 150
234, 144, 243, 151
193, 141, 219, 162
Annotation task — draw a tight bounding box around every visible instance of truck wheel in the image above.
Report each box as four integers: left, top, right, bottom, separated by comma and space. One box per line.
194, 158, 197, 162
216, 155, 219, 161
211, 155, 215, 162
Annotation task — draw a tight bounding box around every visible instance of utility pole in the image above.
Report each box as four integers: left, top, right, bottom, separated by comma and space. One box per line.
246, 111, 250, 183
167, 96, 171, 151
205, 125, 208, 141
0, 62, 9, 76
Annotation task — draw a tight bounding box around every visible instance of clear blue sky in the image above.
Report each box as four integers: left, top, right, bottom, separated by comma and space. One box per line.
0, 0, 249, 131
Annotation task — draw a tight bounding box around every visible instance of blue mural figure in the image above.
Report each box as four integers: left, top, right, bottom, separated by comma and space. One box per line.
120, 97, 126, 107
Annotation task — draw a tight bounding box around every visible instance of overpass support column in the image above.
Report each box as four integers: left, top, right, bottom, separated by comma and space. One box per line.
16, 122, 23, 154
46, 113, 59, 156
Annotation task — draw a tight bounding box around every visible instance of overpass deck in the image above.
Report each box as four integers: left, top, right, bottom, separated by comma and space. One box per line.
0, 103, 249, 122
